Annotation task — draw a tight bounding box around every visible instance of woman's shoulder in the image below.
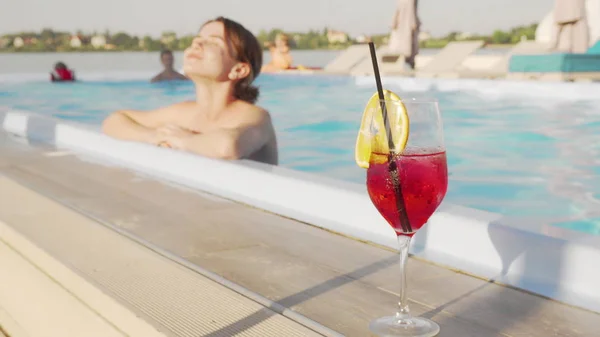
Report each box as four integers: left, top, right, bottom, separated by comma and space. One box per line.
233, 101, 271, 121
235, 100, 268, 112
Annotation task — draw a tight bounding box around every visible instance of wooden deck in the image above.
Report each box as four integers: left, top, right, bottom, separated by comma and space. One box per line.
0, 133, 599, 337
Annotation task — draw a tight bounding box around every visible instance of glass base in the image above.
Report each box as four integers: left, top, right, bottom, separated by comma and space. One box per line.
369, 315, 440, 337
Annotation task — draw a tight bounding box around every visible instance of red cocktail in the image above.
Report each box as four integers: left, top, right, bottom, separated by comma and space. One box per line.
367, 150, 448, 236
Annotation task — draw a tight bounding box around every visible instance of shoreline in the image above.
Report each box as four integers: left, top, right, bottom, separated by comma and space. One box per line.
0, 43, 518, 54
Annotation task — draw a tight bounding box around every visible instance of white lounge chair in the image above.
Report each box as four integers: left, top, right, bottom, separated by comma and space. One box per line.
323, 45, 371, 74
415, 40, 485, 78
350, 41, 486, 78
458, 40, 551, 79
349, 45, 413, 76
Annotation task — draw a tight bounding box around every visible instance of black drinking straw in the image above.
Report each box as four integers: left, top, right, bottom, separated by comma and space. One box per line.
368, 42, 412, 233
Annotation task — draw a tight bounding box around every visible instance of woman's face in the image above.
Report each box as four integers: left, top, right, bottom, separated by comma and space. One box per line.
275, 36, 288, 48
183, 21, 237, 80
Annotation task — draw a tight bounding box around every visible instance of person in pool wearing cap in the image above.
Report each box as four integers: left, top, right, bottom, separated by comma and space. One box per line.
102, 17, 278, 165
150, 49, 189, 83
50, 62, 76, 82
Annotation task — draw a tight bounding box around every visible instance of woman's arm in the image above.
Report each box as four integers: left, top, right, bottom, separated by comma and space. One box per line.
160, 107, 272, 160
101, 102, 189, 144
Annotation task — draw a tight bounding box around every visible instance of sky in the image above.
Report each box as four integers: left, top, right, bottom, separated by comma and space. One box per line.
1, 0, 555, 38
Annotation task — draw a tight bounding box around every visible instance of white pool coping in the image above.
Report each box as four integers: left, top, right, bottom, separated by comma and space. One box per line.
2, 110, 600, 314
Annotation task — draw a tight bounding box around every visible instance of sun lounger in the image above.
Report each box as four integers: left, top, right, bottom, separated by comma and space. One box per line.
349, 41, 485, 78
414, 40, 485, 78
348, 45, 413, 76
507, 40, 600, 81
323, 45, 371, 74
458, 41, 552, 79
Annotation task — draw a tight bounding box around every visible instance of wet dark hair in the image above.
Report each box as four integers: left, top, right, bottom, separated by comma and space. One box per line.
202, 17, 262, 104
54, 62, 67, 70
160, 49, 173, 57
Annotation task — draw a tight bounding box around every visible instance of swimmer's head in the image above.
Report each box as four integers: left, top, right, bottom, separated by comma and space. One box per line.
275, 33, 289, 46
160, 49, 174, 69
183, 16, 262, 104
54, 62, 67, 70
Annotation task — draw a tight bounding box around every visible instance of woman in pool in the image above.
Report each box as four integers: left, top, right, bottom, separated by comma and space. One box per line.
101, 17, 278, 165
261, 33, 293, 72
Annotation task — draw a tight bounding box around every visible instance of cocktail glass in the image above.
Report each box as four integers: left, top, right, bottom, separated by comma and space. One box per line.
366, 98, 448, 337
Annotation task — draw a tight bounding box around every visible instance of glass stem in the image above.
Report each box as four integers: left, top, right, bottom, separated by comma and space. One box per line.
395, 235, 412, 323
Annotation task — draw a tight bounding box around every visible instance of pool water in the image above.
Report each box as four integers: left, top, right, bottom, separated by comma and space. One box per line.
1, 74, 600, 235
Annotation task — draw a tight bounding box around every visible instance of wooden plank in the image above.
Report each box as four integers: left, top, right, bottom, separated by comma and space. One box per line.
0, 178, 327, 337
0, 241, 126, 337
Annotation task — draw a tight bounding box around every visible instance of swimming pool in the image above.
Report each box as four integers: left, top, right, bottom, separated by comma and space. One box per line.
1, 73, 600, 235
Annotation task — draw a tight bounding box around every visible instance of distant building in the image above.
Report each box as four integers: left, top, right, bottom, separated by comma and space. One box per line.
355, 34, 369, 44
24, 37, 38, 45
90, 35, 107, 49
327, 29, 348, 44
456, 32, 473, 40
161, 32, 176, 45
12, 37, 24, 48
70, 36, 82, 48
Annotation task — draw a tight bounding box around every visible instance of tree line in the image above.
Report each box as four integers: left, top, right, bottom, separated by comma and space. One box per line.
0, 23, 538, 53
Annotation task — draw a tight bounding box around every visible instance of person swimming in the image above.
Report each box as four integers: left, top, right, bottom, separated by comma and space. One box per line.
150, 49, 189, 83
102, 17, 278, 165
50, 62, 76, 82
261, 33, 293, 72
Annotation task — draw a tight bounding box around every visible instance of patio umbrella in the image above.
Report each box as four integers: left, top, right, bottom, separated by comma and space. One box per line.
388, 0, 420, 68
552, 0, 590, 53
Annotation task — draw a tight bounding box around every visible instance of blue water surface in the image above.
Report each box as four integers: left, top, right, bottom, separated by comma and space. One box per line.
1, 74, 600, 235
